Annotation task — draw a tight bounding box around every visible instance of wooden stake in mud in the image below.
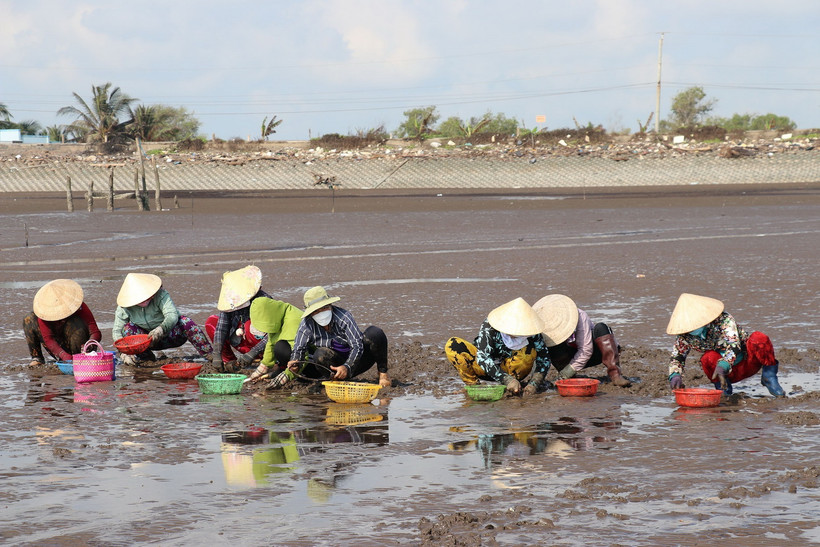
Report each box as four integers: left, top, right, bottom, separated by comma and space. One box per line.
136, 137, 150, 211
152, 155, 162, 211
86, 181, 94, 212
174, 195, 179, 209
65, 175, 74, 212
107, 168, 115, 211
134, 168, 145, 211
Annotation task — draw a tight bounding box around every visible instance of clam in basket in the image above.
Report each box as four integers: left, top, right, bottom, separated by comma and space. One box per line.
322, 381, 381, 404
196, 373, 245, 395
161, 362, 202, 380
465, 384, 506, 402
113, 334, 152, 355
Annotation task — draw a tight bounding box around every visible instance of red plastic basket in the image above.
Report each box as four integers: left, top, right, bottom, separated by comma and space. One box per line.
161, 362, 202, 379
555, 378, 600, 397
73, 340, 115, 383
114, 334, 151, 355
674, 388, 723, 408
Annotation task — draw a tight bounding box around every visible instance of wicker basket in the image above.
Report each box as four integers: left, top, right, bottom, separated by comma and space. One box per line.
114, 334, 152, 355
465, 384, 505, 401
73, 340, 115, 383
196, 373, 245, 395
322, 381, 381, 404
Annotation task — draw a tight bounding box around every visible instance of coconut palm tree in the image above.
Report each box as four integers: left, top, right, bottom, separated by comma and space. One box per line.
15, 120, 43, 135
0, 102, 12, 129
57, 83, 137, 144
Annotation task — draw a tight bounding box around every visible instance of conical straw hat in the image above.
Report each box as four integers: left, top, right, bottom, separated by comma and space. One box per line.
117, 273, 162, 307
666, 293, 724, 335
33, 279, 84, 321
486, 297, 544, 337
532, 294, 579, 347
217, 265, 262, 311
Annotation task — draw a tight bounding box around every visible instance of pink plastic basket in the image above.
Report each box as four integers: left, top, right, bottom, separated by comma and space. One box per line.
73, 340, 115, 383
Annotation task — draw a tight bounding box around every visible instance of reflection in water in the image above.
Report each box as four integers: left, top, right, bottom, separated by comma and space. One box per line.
220, 419, 389, 489
449, 417, 621, 469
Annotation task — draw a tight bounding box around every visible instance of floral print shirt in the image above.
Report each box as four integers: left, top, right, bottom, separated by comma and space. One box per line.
474, 320, 552, 382
668, 311, 748, 377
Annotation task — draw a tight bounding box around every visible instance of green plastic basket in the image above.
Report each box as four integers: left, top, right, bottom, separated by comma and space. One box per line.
465, 384, 505, 401
196, 373, 245, 395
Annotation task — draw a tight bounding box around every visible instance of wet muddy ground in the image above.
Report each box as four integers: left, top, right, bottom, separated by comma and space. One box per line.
1, 184, 819, 545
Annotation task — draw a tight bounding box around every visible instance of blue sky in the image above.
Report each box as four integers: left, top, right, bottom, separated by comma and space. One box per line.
1, 0, 818, 140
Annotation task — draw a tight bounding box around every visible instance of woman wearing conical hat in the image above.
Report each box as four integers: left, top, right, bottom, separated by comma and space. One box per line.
113, 273, 213, 365
532, 294, 631, 388
666, 293, 784, 396
23, 279, 102, 366
277, 286, 390, 389
204, 265, 272, 372
444, 297, 552, 395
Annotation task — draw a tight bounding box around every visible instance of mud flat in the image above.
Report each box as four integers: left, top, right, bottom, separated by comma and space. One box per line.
1, 183, 818, 545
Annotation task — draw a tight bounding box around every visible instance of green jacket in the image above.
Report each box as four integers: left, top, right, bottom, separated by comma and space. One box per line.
113, 288, 179, 340
249, 297, 302, 367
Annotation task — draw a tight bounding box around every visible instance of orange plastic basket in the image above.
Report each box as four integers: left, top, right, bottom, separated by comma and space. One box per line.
114, 334, 151, 355
674, 388, 722, 408
555, 378, 600, 397
161, 362, 202, 379
322, 381, 381, 403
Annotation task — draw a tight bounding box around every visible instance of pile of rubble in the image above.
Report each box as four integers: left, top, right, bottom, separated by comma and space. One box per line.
1, 133, 816, 169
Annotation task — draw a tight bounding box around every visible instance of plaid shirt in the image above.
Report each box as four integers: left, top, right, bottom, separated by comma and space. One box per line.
212, 290, 270, 359
669, 311, 748, 377
291, 306, 363, 372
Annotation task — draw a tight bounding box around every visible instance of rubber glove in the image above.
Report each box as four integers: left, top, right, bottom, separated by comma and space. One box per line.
148, 326, 164, 341
503, 375, 521, 394
523, 372, 545, 396
669, 373, 684, 390
268, 368, 295, 388
248, 363, 269, 383
711, 360, 730, 392
236, 352, 255, 367
559, 366, 577, 380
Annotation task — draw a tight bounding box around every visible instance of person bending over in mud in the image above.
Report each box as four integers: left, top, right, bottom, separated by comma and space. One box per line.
275, 286, 390, 389
532, 294, 631, 387
245, 296, 302, 385
666, 293, 785, 397
205, 265, 271, 372
113, 273, 213, 365
23, 279, 102, 366
445, 297, 552, 396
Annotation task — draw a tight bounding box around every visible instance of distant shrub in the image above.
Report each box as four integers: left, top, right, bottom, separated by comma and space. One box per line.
311, 126, 389, 150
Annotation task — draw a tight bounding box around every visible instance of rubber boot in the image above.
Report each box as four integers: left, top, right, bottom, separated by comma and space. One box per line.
714, 380, 733, 396
594, 334, 631, 387
761, 362, 785, 397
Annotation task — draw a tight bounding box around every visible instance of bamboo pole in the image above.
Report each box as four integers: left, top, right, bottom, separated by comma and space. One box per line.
86, 181, 94, 212
174, 195, 179, 209
152, 155, 162, 211
136, 137, 149, 211
65, 175, 74, 212
134, 168, 145, 211
107, 168, 114, 211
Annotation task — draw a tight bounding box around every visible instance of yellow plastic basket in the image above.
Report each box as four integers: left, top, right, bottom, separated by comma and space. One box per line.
325, 403, 384, 425
322, 381, 381, 404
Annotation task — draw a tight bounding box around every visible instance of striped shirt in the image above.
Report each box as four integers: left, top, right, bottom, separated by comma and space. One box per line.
291, 306, 363, 371
212, 290, 270, 359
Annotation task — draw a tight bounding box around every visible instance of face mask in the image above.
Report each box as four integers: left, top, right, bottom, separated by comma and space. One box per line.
313, 309, 333, 326
501, 333, 529, 350
689, 326, 706, 337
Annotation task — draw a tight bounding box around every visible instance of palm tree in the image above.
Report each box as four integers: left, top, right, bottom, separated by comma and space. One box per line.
0, 102, 12, 129
46, 125, 67, 143
57, 83, 137, 143
16, 120, 43, 135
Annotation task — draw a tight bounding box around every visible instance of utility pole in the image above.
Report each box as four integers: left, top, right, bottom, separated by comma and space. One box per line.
655, 32, 665, 134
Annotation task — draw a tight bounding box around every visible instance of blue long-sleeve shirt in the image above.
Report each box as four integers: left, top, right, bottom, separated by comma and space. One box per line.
291, 306, 363, 372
